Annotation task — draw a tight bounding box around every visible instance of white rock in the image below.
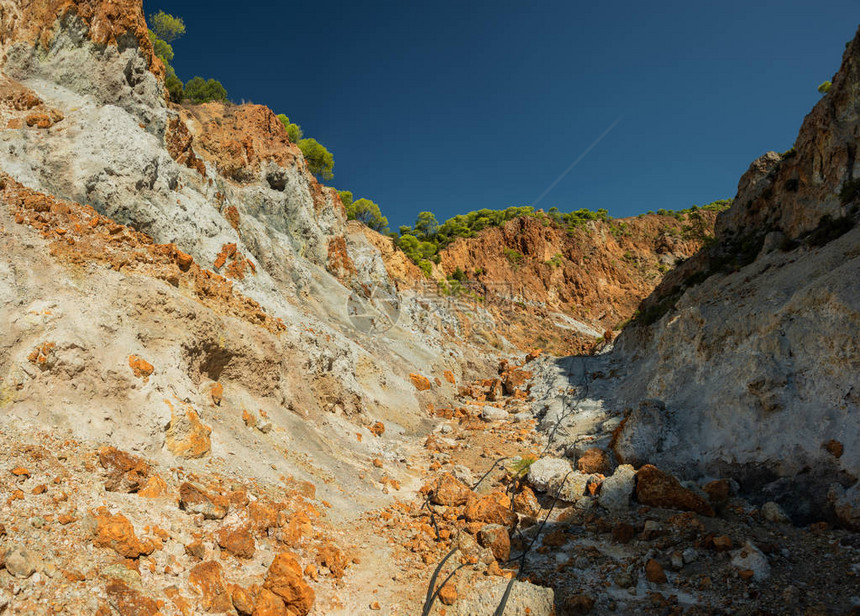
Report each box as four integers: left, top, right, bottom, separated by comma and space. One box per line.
761, 501, 790, 524
557, 471, 591, 502
457, 579, 554, 616
481, 407, 508, 421
527, 457, 572, 493
731, 541, 770, 581
598, 464, 636, 512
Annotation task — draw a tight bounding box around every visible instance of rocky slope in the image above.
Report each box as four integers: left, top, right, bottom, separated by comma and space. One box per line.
580, 27, 860, 527
366, 211, 719, 356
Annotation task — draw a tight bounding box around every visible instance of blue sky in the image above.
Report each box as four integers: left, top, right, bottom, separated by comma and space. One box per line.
151, 1, 858, 228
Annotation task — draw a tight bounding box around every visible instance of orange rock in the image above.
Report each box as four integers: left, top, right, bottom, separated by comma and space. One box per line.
253, 587, 290, 616
175, 249, 194, 271
10, 466, 29, 477
217, 524, 256, 559
263, 553, 315, 616
179, 482, 229, 519
248, 500, 279, 534
31, 484, 47, 495
372, 458, 383, 468
410, 373, 432, 391
512, 485, 540, 517
105, 581, 160, 616
164, 585, 194, 616
369, 421, 385, 437
443, 370, 456, 384
137, 474, 168, 498
90, 507, 154, 558
477, 524, 511, 561
98, 446, 149, 493
128, 355, 154, 382
612, 522, 635, 544
164, 400, 212, 458
525, 349, 542, 363
224, 205, 241, 231
712, 535, 732, 552
645, 558, 667, 583
214, 243, 237, 270
210, 382, 224, 406
429, 473, 473, 506
316, 543, 348, 578
823, 439, 844, 458
438, 580, 457, 605
635, 465, 714, 516
541, 528, 568, 547
576, 448, 611, 475
465, 493, 517, 529
738, 569, 755, 581
229, 584, 256, 615
188, 561, 232, 613
703, 479, 730, 506
242, 409, 257, 428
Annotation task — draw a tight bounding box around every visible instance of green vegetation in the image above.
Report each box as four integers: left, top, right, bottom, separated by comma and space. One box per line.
297, 138, 334, 180
545, 253, 563, 268
508, 455, 537, 478
277, 115, 303, 142
340, 192, 388, 232
183, 77, 228, 104
503, 247, 524, 266
818, 80, 832, 94
148, 11, 227, 104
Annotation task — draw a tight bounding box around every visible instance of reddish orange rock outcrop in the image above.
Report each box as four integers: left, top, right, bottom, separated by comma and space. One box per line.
635, 465, 714, 517
263, 552, 315, 616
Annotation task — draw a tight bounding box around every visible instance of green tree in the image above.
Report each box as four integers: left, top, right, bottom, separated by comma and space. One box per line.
351, 198, 388, 232
149, 11, 186, 42
338, 190, 354, 216
164, 66, 184, 102
298, 138, 334, 180
183, 77, 228, 104
277, 114, 303, 142
414, 211, 439, 238
818, 80, 832, 94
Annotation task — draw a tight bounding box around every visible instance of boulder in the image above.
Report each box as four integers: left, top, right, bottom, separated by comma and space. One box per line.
576, 447, 611, 475
597, 464, 636, 512
527, 457, 572, 493
456, 579, 553, 616
730, 541, 770, 581
828, 482, 860, 531
635, 465, 714, 516
179, 482, 229, 520
429, 473, 472, 506
465, 493, 517, 529
477, 524, 511, 561
263, 552, 315, 616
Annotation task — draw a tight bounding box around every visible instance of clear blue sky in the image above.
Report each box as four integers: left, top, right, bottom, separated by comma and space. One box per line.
150, 1, 858, 228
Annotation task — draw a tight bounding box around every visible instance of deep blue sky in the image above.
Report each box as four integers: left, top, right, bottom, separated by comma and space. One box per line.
149, 1, 858, 228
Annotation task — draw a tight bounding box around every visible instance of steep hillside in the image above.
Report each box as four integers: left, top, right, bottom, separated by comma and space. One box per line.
584, 27, 860, 525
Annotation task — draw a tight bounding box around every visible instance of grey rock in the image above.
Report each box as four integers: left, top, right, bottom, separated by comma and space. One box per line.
481, 407, 508, 421
598, 464, 636, 512
761, 501, 790, 524
456, 579, 554, 616
4, 547, 38, 578
527, 457, 572, 493
730, 541, 770, 581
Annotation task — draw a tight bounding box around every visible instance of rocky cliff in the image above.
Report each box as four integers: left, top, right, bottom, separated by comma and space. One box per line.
603, 27, 860, 525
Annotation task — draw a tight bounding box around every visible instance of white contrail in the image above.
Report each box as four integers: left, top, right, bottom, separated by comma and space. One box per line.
531, 115, 624, 207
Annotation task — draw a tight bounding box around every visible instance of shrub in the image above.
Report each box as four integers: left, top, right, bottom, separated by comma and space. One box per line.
818, 80, 832, 94
277, 114, 303, 142
183, 77, 228, 104
149, 11, 186, 42
503, 247, 524, 266
350, 198, 388, 232
297, 138, 334, 180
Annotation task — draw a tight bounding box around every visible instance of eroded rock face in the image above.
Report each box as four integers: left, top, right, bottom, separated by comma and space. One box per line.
608, 27, 860, 515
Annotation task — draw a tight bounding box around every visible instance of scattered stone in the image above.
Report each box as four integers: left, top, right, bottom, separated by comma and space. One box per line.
256, 420, 273, 434
100, 563, 142, 589
481, 406, 508, 421
730, 541, 770, 581
477, 524, 511, 561
188, 561, 232, 612
409, 373, 432, 391
3, 547, 38, 578
577, 447, 611, 475
217, 524, 256, 559
564, 593, 595, 615
558, 471, 592, 502
88, 507, 154, 558
612, 522, 635, 543
635, 465, 715, 516
451, 464, 475, 486
645, 558, 667, 583
165, 400, 212, 458
369, 421, 385, 437
712, 535, 733, 552
828, 482, 860, 531
429, 473, 472, 506
513, 485, 540, 517
316, 543, 348, 578
105, 581, 159, 616
527, 457, 572, 493
179, 482, 229, 520
761, 501, 790, 524
703, 479, 731, 506
598, 464, 636, 512
128, 355, 154, 381
263, 552, 315, 616
823, 439, 844, 458
98, 446, 149, 493
438, 580, 458, 605
210, 382, 223, 405
465, 493, 518, 529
